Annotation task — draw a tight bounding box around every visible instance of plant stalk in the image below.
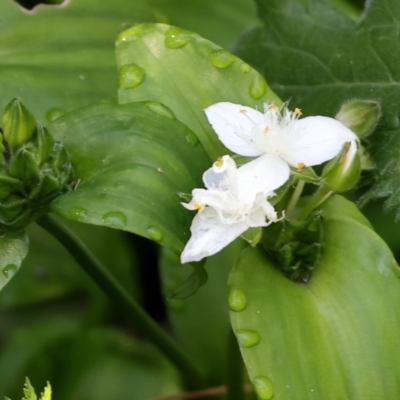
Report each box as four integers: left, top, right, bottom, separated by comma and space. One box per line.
285, 180, 305, 218
298, 186, 333, 220
37, 213, 205, 390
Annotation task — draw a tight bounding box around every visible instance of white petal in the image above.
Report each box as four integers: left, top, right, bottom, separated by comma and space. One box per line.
203, 155, 238, 195
180, 208, 248, 264
204, 102, 264, 156
282, 116, 358, 167
237, 154, 290, 203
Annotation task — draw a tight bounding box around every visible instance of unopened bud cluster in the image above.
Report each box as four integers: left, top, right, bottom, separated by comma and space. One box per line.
0, 99, 74, 234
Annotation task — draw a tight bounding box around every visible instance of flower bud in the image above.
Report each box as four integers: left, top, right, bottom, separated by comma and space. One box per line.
9, 148, 41, 186
2, 99, 37, 151
335, 99, 381, 138
31, 125, 55, 165
321, 141, 361, 192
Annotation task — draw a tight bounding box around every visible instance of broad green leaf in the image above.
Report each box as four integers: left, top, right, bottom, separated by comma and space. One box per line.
0, 231, 29, 291
0, 0, 156, 120
48, 101, 209, 253
233, 0, 400, 213
229, 195, 400, 399
116, 23, 281, 161
148, 0, 259, 48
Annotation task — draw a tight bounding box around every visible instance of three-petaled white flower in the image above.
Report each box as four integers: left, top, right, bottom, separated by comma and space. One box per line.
204, 102, 358, 183
180, 154, 288, 264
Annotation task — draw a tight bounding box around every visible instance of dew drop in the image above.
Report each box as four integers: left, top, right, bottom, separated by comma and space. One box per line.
118, 63, 146, 90
167, 299, 186, 311
146, 102, 175, 119
102, 211, 127, 228
185, 132, 199, 146
249, 73, 267, 99
240, 62, 252, 73
46, 107, 66, 123
164, 26, 196, 49
147, 226, 163, 242
68, 207, 87, 221
236, 329, 261, 348
116, 23, 152, 45
2, 264, 18, 279
252, 376, 274, 400
228, 286, 247, 312
208, 49, 236, 69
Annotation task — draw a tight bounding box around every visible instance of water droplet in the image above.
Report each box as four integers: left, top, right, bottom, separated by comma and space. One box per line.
208, 49, 236, 69
2, 264, 18, 279
228, 286, 247, 312
119, 63, 146, 90
164, 26, 197, 49
146, 102, 175, 119
147, 226, 163, 242
236, 329, 261, 348
46, 107, 65, 123
249, 73, 267, 99
167, 299, 186, 311
240, 62, 252, 73
185, 131, 199, 146
102, 211, 127, 228
116, 23, 153, 45
252, 376, 274, 399
68, 207, 87, 221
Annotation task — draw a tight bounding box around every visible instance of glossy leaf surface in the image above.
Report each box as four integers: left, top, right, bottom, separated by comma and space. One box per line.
116, 23, 281, 161
0, 231, 29, 291
229, 195, 400, 399
48, 101, 209, 253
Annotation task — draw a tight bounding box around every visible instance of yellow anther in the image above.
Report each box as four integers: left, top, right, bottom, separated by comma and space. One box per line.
215, 157, 224, 167
264, 126, 270, 133
192, 202, 204, 211
271, 104, 279, 112
297, 162, 305, 170
239, 109, 247, 114
294, 107, 302, 116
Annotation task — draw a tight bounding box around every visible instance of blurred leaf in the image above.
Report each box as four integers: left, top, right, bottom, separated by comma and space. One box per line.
233, 0, 400, 214
23, 378, 37, 400
161, 239, 244, 384
0, 231, 29, 292
48, 101, 209, 253
0, 0, 156, 120
147, 0, 259, 48
116, 23, 281, 161
229, 195, 400, 399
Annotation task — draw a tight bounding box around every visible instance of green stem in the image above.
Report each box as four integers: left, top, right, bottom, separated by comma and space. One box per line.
225, 329, 245, 400
298, 186, 333, 220
285, 180, 305, 219
37, 214, 205, 390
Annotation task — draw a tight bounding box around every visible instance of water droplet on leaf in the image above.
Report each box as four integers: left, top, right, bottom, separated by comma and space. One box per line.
147, 226, 163, 242
116, 23, 153, 44
249, 73, 267, 99
119, 63, 146, 90
68, 207, 87, 221
2, 264, 17, 279
208, 49, 236, 68
228, 286, 247, 312
252, 376, 274, 399
46, 107, 65, 123
164, 26, 196, 49
236, 329, 261, 348
185, 132, 199, 146
102, 211, 127, 228
146, 102, 175, 119
240, 62, 252, 73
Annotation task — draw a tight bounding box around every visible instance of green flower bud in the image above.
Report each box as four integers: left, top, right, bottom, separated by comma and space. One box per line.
30, 125, 55, 166
9, 148, 41, 186
335, 99, 381, 138
321, 141, 361, 192
2, 99, 37, 151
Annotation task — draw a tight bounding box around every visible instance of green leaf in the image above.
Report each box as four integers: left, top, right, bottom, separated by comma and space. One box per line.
0, 0, 156, 120
23, 378, 36, 400
116, 23, 281, 161
0, 231, 29, 292
229, 195, 400, 399
147, 0, 259, 48
233, 0, 400, 212
39, 383, 51, 400
47, 101, 209, 253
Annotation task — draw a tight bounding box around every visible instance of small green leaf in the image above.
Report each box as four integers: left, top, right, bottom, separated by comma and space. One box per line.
230, 195, 400, 399
48, 101, 209, 253
0, 231, 29, 291
23, 378, 37, 400
39, 383, 51, 400
116, 23, 281, 161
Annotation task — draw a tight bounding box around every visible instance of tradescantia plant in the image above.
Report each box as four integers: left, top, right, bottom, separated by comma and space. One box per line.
1, 0, 400, 398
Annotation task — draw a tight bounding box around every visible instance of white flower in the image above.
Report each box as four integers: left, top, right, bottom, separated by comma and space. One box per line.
180, 154, 288, 264
204, 102, 358, 180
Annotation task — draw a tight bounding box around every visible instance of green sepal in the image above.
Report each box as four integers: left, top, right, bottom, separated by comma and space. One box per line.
290, 166, 320, 184
241, 227, 262, 247
0, 175, 22, 201
30, 125, 55, 166
8, 148, 41, 187
2, 99, 37, 151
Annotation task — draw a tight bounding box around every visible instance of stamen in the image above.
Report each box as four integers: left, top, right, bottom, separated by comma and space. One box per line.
297, 162, 305, 170
294, 107, 302, 116
215, 157, 224, 167
192, 202, 205, 211
264, 126, 270, 133
239, 109, 247, 114
270, 104, 279, 112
